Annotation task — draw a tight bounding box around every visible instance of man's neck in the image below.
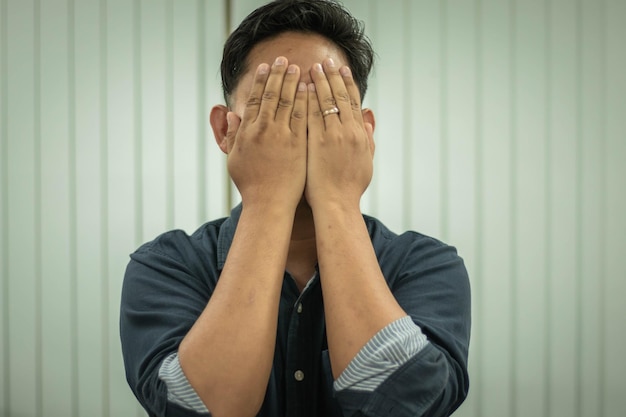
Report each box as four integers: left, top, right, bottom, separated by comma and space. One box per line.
286, 201, 318, 291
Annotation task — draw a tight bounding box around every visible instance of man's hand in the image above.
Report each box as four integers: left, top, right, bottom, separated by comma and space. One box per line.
305, 58, 375, 209
179, 58, 309, 417
226, 56, 308, 210
303, 59, 407, 378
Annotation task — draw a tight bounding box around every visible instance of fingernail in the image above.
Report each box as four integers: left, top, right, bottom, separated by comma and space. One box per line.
258, 63, 269, 74
340, 66, 351, 77
308, 83, 316, 92
327, 58, 335, 68
298, 82, 307, 92
288, 64, 298, 74
313, 63, 323, 73
274, 56, 286, 66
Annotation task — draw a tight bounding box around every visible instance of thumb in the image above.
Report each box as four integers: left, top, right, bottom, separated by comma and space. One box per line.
225, 112, 241, 153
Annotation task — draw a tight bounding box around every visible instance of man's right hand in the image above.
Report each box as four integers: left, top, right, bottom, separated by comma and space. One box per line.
179, 58, 308, 417
224, 56, 308, 210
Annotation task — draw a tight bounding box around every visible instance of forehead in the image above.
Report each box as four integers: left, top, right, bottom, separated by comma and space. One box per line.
248, 31, 344, 64
232, 32, 348, 102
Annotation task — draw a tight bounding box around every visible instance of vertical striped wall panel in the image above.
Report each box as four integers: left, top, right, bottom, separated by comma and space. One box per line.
604, 1, 626, 415
1, 1, 226, 416
343, 2, 625, 417
0, 0, 6, 412
1, 1, 625, 416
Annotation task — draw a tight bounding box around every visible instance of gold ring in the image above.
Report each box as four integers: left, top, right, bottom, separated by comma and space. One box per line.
322, 106, 340, 117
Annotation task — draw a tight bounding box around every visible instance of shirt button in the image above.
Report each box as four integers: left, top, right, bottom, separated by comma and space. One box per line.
294, 370, 305, 381
296, 303, 303, 313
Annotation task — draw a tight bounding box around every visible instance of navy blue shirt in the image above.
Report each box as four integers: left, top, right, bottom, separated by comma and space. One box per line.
120, 205, 471, 417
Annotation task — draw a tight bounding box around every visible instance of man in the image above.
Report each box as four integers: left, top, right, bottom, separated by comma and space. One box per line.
120, 1, 471, 416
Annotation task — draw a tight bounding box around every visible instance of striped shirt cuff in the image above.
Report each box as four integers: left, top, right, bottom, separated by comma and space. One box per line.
159, 316, 428, 408
158, 353, 210, 414
334, 315, 428, 392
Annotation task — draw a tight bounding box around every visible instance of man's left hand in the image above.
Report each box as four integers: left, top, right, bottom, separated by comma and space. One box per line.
305, 59, 375, 210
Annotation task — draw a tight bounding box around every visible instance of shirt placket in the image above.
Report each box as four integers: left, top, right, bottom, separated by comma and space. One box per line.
285, 274, 324, 417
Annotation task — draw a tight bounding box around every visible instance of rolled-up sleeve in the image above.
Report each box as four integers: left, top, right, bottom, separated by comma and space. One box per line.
334, 316, 428, 392
334, 228, 471, 417
120, 227, 220, 417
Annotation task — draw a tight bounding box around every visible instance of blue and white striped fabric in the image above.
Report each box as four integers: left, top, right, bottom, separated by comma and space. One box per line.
159, 354, 210, 414
158, 315, 427, 413
334, 315, 428, 391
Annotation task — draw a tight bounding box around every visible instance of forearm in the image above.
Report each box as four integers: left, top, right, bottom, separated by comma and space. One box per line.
312, 202, 406, 378
178, 204, 294, 417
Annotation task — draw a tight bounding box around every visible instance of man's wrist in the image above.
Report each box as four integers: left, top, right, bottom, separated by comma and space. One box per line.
241, 197, 300, 218
309, 197, 362, 218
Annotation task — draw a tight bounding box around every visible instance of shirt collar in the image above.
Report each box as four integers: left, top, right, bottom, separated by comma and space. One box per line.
216, 203, 243, 269
216, 204, 374, 272
215, 204, 322, 294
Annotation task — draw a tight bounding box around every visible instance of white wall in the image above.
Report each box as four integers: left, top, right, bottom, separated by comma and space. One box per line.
1, 0, 227, 416
1, 0, 625, 416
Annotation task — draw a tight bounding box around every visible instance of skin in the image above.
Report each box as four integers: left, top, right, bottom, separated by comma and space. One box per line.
178, 32, 408, 417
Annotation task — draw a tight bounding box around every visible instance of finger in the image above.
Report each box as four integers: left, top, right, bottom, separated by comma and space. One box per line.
242, 63, 270, 125
307, 82, 324, 136
290, 81, 308, 137
322, 58, 353, 121
258, 56, 289, 120
338, 65, 364, 123
275, 64, 301, 124
310, 62, 341, 127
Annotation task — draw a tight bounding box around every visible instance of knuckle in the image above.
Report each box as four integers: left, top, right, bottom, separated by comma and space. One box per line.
262, 91, 278, 102
278, 98, 294, 108
246, 95, 262, 108
291, 109, 305, 120
335, 91, 351, 104
322, 96, 337, 106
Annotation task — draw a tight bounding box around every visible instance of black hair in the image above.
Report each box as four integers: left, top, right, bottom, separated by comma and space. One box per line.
220, 0, 375, 105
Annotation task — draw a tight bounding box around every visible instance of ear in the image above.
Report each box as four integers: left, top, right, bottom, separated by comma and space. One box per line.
362, 108, 376, 156
210, 105, 230, 154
